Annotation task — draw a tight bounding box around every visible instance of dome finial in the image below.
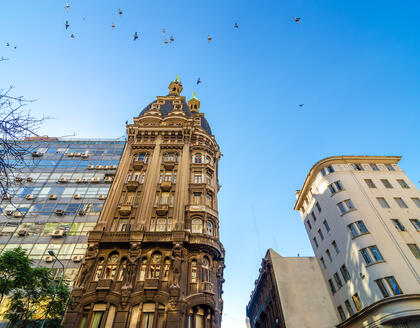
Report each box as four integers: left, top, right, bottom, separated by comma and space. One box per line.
188, 92, 200, 113
168, 77, 183, 96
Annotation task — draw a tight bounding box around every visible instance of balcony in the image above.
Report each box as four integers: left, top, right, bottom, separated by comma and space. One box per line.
126, 180, 139, 191
96, 279, 112, 291
201, 282, 214, 294
163, 159, 176, 170
186, 205, 218, 218
160, 181, 172, 191
133, 160, 145, 170
119, 205, 132, 216
156, 205, 169, 215
144, 278, 159, 290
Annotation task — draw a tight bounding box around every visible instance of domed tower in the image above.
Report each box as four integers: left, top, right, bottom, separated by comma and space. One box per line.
63, 79, 225, 328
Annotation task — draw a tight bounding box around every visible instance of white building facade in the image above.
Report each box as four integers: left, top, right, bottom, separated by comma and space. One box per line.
294, 156, 420, 328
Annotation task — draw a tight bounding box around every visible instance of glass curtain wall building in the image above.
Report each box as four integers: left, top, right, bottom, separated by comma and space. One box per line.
0, 137, 124, 285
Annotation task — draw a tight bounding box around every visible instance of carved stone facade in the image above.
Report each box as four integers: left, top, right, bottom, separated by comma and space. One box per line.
63, 80, 225, 328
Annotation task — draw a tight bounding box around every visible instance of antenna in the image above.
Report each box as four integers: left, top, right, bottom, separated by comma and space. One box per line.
251, 203, 263, 258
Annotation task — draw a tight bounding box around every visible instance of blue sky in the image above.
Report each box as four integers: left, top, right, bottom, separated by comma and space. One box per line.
1, 1, 420, 327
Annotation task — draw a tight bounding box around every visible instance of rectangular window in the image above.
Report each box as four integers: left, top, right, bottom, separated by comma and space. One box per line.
313, 237, 319, 248
394, 197, 408, 208
352, 293, 363, 311
306, 220, 312, 230
337, 199, 355, 215
332, 241, 340, 254
407, 244, 420, 259
328, 279, 336, 294
356, 221, 368, 234
377, 197, 390, 208
328, 181, 344, 195
328, 184, 336, 195
392, 219, 406, 231
353, 164, 364, 171
364, 179, 376, 188
315, 202, 322, 213
340, 265, 351, 282
345, 300, 354, 316
410, 219, 420, 231
360, 248, 372, 264
348, 223, 359, 238
337, 306, 346, 321
320, 168, 327, 177
385, 164, 395, 171
396, 179, 410, 189
311, 212, 317, 222
326, 249, 332, 262
323, 220, 330, 232
334, 272, 343, 288
318, 229, 324, 241
370, 163, 379, 171
369, 246, 384, 262
380, 179, 393, 188
412, 198, 420, 209
375, 279, 390, 298
335, 181, 343, 191
327, 165, 335, 173
320, 257, 326, 269
385, 276, 403, 295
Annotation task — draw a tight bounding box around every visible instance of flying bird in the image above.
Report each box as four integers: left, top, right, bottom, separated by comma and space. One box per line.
6, 42, 9, 47
70, 34, 75, 38
164, 39, 168, 45
299, 104, 304, 108
197, 78, 201, 85
207, 35, 212, 43
134, 32, 138, 41
162, 28, 165, 35
65, 2, 70, 11
13, 46, 17, 49
293, 17, 301, 24
111, 22, 115, 29
119, 8, 123, 16
170, 35, 174, 43
234, 23, 238, 29
65, 21, 69, 30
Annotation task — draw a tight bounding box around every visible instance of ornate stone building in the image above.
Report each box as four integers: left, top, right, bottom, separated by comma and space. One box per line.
63, 79, 225, 328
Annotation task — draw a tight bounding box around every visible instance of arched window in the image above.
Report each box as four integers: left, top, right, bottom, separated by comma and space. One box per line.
205, 156, 211, 164
104, 252, 119, 280
201, 257, 210, 282
117, 257, 127, 281
140, 303, 155, 328
94, 257, 105, 281
191, 260, 198, 283
163, 257, 170, 281
150, 252, 162, 279
192, 219, 203, 233
206, 221, 214, 236
187, 306, 213, 328
139, 257, 147, 281
193, 153, 202, 164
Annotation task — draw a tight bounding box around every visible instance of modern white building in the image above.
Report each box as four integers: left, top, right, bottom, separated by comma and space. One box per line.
294, 156, 420, 327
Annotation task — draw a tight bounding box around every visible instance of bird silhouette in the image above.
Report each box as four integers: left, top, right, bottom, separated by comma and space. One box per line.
112, 22, 115, 29
125, 120, 128, 125
164, 39, 168, 45
293, 17, 301, 24
299, 104, 304, 108
6, 42, 9, 47
119, 8, 123, 16
65, 21, 69, 30
170, 35, 174, 43
13, 46, 17, 49
208, 35, 212, 43
134, 32, 138, 41
197, 78, 201, 85
234, 23, 238, 29
70, 34, 75, 38
65, 2, 70, 11
162, 28, 165, 35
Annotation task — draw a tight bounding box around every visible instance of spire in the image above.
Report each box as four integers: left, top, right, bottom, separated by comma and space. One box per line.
168, 76, 183, 96
188, 92, 200, 113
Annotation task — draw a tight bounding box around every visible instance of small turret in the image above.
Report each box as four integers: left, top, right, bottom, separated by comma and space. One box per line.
188, 92, 200, 113
168, 76, 183, 96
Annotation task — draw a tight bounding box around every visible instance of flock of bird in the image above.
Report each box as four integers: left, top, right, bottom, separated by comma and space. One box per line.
3, 2, 303, 105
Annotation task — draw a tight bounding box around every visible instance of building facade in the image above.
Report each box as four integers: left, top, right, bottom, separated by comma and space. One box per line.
63, 80, 225, 328
246, 249, 338, 328
0, 137, 124, 285
294, 156, 420, 327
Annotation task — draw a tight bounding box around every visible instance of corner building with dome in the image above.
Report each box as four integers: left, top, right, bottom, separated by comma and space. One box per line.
63, 80, 225, 328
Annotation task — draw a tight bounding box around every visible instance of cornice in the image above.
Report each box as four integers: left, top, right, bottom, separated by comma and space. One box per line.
294, 155, 402, 211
